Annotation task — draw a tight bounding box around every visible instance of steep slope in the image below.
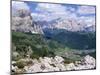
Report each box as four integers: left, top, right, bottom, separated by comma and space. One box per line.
12, 30, 96, 62
12, 31, 66, 60
12, 9, 44, 34
43, 28, 96, 49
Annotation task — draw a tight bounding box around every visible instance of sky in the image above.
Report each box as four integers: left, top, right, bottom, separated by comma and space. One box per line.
12, 1, 96, 26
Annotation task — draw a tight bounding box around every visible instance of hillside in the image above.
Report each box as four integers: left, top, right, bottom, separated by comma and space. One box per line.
43, 28, 96, 49
12, 31, 65, 59
12, 31, 96, 74
12, 31, 96, 62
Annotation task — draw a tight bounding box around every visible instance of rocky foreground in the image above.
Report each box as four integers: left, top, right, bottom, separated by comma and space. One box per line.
12, 55, 96, 73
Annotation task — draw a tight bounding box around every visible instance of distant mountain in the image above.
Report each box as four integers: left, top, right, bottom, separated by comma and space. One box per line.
12, 9, 95, 34
48, 18, 95, 32
43, 28, 96, 49
84, 25, 95, 32
33, 18, 95, 33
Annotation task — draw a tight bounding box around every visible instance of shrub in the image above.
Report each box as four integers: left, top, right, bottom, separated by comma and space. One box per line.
30, 53, 40, 59
16, 61, 26, 69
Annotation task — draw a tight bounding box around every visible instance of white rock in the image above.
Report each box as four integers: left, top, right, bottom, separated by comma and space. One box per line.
53, 67, 60, 71
39, 57, 44, 63
55, 63, 66, 71
74, 55, 96, 70
82, 55, 95, 66
66, 63, 75, 70
32, 59, 39, 64
24, 66, 29, 71
13, 52, 19, 57
12, 61, 16, 65
12, 65, 15, 71
54, 56, 64, 63
43, 57, 53, 64
15, 55, 96, 73
38, 57, 54, 72
26, 63, 42, 73
12, 65, 18, 72
42, 62, 51, 69
42, 68, 54, 72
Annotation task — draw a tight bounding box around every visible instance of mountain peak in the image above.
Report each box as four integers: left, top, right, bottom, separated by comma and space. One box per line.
12, 9, 44, 34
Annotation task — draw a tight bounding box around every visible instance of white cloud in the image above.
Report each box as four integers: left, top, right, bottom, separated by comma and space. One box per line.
32, 3, 78, 21
12, 1, 96, 26
76, 6, 96, 26
77, 6, 96, 15
35, 3, 67, 13
11, 1, 96, 28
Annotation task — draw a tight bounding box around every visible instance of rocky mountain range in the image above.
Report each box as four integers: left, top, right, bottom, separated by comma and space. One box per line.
12, 9, 95, 34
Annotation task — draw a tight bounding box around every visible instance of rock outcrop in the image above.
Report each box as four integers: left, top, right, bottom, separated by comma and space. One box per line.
12, 9, 44, 34
12, 55, 96, 73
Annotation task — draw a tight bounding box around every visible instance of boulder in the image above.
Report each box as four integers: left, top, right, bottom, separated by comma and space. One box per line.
43, 57, 53, 64
12, 65, 18, 72
12, 52, 19, 58
12, 61, 16, 65
25, 63, 42, 73
32, 59, 39, 64
66, 63, 75, 70
82, 55, 95, 66
53, 67, 60, 71
54, 56, 64, 63
74, 55, 96, 70
55, 63, 66, 71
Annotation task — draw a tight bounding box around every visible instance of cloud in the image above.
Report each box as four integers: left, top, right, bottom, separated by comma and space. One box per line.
31, 3, 78, 21
77, 6, 96, 15
12, 1, 95, 26
35, 3, 67, 13
76, 6, 96, 26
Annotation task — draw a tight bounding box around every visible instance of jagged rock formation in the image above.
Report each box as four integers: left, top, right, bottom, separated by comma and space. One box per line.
32, 23, 44, 34
12, 9, 44, 34
12, 8, 95, 34
53, 19, 84, 31
35, 18, 95, 32
48, 18, 92, 32
12, 55, 96, 73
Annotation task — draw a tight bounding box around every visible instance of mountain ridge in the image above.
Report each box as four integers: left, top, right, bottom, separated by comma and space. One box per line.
12, 9, 95, 34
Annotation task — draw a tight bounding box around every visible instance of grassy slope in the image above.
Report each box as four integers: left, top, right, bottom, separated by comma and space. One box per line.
12, 31, 66, 59
12, 31, 96, 62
